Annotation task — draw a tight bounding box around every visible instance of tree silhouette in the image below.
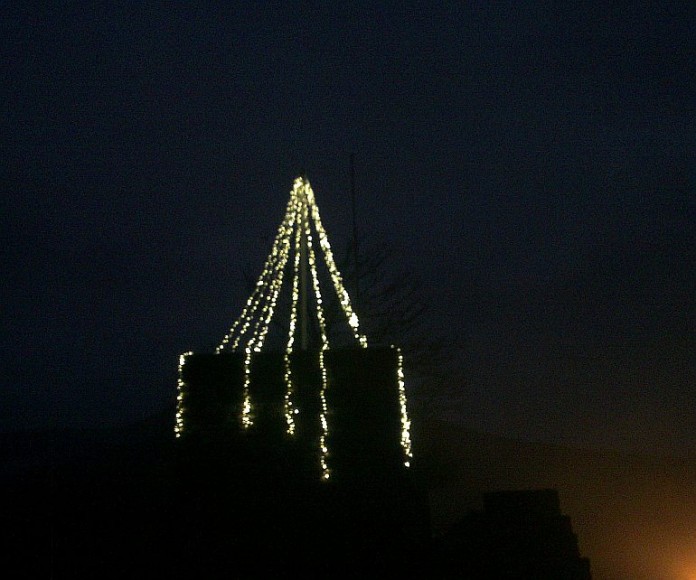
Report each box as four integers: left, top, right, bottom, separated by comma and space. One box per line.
236, 236, 461, 421
334, 242, 461, 420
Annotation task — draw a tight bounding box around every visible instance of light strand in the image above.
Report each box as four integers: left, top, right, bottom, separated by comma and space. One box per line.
216, 192, 298, 353
174, 351, 193, 437
305, 208, 332, 479
394, 346, 413, 466
284, 185, 304, 435
305, 182, 367, 348
233, 196, 296, 352
251, 196, 297, 352
240, 193, 299, 428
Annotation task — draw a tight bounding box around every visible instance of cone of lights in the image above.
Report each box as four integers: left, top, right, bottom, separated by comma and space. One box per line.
175, 177, 412, 480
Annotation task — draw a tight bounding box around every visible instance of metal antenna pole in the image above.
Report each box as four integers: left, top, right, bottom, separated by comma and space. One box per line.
350, 153, 359, 304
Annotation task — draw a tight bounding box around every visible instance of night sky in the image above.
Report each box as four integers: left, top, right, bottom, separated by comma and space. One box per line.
2, 2, 694, 455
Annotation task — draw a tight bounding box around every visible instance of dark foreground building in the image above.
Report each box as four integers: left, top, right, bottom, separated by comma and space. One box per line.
173, 346, 432, 577
437, 489, 592, 579
1, 417, 593, 579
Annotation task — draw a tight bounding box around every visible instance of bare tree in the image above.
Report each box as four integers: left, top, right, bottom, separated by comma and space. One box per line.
332, 242, 461, 420
234, 236, 461, 420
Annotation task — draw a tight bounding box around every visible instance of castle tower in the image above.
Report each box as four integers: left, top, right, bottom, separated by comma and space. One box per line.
173, 176, 430, 575
175, 176, 413, 480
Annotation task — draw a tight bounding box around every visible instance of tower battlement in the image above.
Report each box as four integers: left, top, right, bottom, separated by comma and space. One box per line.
177, 347, 412, 483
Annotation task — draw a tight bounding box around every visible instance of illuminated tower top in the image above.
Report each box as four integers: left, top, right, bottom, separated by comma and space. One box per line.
216, 176, 367, 356
175, 176, 412, 480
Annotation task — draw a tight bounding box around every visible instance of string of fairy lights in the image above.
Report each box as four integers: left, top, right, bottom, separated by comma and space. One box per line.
176, 176, 412, 475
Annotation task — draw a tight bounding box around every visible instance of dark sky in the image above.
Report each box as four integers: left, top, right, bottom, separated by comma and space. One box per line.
2, 2, 694, 454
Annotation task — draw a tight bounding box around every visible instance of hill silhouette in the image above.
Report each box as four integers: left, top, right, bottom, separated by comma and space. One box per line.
2, 412, 695, 579
1, 410, 429, 579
